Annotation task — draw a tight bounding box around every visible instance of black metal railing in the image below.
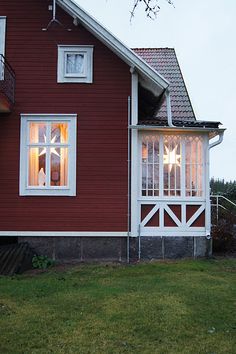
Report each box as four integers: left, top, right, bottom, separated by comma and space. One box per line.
0, 54, 15, 105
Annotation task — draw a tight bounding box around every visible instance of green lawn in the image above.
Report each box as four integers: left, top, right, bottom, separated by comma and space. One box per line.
0, 259, 236, 354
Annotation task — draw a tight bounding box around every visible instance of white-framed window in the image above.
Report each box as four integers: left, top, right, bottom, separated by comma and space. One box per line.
20, 114, 77, 196
0, 17, 6, 80
57, 45, 93, 83
141, 133, 205, 198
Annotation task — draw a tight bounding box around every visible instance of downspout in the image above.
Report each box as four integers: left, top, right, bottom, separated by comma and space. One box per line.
127, 96, 131, 263
206, 131, 225, 243
209, 131, 224, 150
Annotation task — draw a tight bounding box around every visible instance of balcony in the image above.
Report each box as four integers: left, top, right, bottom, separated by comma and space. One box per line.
0, 54, 15, 113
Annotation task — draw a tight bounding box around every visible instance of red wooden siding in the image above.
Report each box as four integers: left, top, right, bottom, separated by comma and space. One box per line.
190, 211, 205, 228
186, 205, 205, 227
164, 211, 177, 227
141, 205, 159, 227
0, 0, 131, 231
141, 205, 155, 221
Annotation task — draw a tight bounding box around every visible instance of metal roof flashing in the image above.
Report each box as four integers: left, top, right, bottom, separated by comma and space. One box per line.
57, 0, 169, 97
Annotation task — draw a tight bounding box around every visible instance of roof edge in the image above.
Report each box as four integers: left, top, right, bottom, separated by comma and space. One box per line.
57, 0, 169, 94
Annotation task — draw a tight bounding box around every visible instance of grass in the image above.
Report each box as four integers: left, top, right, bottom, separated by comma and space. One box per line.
0, 259, 236, 354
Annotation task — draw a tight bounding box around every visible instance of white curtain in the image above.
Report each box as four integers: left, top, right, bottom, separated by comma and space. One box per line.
29, 124, 39, 186
66, 54, 84, 74
59, 124, 68, 186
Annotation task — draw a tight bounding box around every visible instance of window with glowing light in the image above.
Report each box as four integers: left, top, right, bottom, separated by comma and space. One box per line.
141, 134, 204, 198
20, 115, 77, 196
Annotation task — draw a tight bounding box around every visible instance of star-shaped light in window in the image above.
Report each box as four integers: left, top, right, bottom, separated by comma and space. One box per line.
38, 134, 60, 157
163, 145, 181, 172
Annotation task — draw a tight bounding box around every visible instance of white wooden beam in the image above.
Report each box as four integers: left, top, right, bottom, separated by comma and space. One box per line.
130, 71, 139, 237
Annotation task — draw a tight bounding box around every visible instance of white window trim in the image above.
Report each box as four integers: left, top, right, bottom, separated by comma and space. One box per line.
57, 45, 93, 83
0, 17, 6, 80
139, 131, 207, 200
0, 17, 6, 57
19, 114, 77, 196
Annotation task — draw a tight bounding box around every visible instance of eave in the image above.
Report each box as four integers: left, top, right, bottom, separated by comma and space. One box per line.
129, 125, 226, 139
57, 0, 169, 98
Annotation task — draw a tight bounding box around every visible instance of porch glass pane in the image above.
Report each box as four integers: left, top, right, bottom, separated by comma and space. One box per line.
163, 135, 181, 197
185, 136, 203, 197
142, 135, 159, 196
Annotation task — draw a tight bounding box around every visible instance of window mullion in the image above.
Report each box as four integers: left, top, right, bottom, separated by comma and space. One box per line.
152, 139, 154, 197
146, 140, 148, 196
46, 123, 51, 188
190, 139, 193, 196
203, 135, 207, 198
196, 139, 199, 195
181, 137, 186, 197
159, 135, 164, 197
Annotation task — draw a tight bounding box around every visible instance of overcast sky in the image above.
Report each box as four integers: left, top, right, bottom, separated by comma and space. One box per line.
74, 0, 236, 181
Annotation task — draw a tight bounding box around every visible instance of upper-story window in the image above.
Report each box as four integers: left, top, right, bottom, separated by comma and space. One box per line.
20, 114, 77, 196
141, 133, 205, 198
0, 17, 6, 79
57, 45, 93, 83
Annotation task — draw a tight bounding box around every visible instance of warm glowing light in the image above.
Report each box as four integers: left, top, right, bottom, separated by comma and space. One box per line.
142, 144, 148, 159
38, 167, 46, 186
38, 134, 60, 157
163, 145, 181, 172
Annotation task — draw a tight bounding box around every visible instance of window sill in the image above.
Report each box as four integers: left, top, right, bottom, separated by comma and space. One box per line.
20, 189, 76, 197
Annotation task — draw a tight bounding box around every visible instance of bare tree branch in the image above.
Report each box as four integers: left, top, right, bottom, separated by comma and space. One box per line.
130, 0, 174, 21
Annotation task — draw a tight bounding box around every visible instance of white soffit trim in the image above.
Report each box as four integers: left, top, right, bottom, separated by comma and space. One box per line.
57, 0, 169, 96
130, 125, 226, 138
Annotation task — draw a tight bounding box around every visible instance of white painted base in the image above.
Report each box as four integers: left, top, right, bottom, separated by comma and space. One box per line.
0, 231, 209, 237
0, 231, 128, 237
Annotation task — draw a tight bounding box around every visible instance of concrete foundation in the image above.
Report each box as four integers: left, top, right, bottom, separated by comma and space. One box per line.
18, 236, 212, 262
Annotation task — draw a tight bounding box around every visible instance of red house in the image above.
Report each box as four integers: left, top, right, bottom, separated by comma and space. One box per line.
0, 0, 225, 261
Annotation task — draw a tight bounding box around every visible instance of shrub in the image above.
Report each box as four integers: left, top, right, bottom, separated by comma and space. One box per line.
32, 255, 55, 269
212, 209, 236, 253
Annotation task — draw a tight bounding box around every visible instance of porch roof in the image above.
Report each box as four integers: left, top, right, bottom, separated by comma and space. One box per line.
138, 118, 221, 129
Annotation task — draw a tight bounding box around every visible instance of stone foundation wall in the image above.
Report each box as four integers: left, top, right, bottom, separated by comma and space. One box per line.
130, 236, 212, 260
18, 236, 212, 262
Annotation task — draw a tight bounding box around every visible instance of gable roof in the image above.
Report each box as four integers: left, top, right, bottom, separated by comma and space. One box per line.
133, 48, 196, 122
57, 0, 169, 97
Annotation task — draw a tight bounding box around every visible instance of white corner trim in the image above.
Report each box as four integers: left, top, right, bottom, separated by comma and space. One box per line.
57, 0, 168, 94
0, 231, 129, 237
205, 135, 211, 235
130, 71, 139, 237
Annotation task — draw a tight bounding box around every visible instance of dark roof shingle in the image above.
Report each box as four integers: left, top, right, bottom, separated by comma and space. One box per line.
133, 48, 196, 122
